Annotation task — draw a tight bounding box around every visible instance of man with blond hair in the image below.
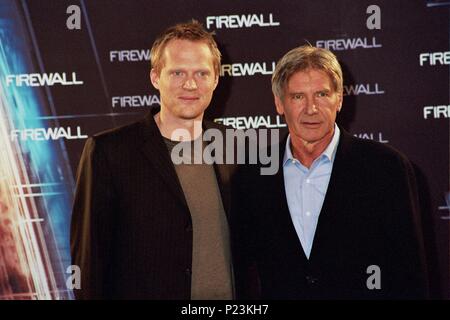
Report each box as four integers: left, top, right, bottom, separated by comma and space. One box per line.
71, 20, 235, 300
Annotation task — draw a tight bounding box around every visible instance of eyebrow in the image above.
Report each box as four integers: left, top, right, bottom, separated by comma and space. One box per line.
166, 68, 212, 73
288, 88, 332, 94
196, 69, 212, 74
166, 68, 184, 73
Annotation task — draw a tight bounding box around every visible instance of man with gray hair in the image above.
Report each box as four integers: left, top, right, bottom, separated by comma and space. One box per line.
232, 45, 428, 299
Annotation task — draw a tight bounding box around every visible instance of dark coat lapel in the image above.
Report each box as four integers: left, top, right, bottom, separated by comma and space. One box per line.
139, 111, 189, 209
138, 111, 234, 215
274, 137, 310, 262
308, 129, 354, 262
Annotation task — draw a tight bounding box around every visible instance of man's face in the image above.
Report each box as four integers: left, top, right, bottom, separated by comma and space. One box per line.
150, 39, 218, 121
275, 68, 342, 146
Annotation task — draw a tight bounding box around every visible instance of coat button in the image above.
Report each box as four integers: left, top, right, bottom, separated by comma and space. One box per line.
185, 224, 192, 232
184, 268, 192, 276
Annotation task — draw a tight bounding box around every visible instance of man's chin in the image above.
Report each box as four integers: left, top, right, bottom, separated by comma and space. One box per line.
178, 111, 205, 121
170, 103, 209, 121
299, 132, 334, 146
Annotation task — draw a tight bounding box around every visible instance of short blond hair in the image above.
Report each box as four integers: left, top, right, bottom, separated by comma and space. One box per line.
150, 19, 221, 76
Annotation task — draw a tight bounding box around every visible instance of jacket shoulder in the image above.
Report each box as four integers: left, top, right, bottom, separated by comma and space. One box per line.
204, 119, 232, 132
345, 134, 413, 170
89, 117, 146, 150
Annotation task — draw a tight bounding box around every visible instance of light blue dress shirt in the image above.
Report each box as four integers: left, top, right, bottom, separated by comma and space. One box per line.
283, 125, 340, 259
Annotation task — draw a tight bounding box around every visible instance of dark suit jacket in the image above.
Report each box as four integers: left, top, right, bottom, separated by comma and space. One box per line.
70, 110, 236, 299
232, 129, 429, 299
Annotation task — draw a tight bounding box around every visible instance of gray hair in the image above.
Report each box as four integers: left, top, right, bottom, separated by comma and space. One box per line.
272, 45, 343, 99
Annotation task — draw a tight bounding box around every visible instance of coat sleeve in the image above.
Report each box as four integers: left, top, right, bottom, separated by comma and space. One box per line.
70, 137, 116, 299
384, 154, 429, 299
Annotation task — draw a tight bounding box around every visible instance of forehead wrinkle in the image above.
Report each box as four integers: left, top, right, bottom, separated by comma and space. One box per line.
288, 70, 333, 94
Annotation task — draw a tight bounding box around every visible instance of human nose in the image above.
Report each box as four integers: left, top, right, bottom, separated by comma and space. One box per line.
182, 77, 198, 90
305, 97, 318, 115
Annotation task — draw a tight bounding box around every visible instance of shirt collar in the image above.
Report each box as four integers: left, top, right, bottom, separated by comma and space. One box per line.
283, 124, 341, 166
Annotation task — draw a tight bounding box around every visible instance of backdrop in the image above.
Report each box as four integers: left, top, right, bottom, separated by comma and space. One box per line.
0, 0, 448, 299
